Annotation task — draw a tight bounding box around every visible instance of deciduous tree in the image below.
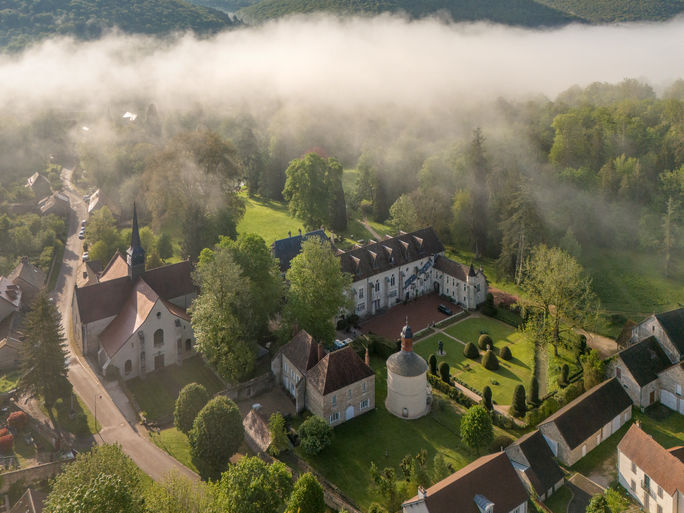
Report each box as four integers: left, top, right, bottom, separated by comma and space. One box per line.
286, 472, 325, 513
460, 405, 493, 455
173, 383, 209, 435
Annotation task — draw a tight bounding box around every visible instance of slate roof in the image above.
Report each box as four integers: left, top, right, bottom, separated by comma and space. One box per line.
617, 336, 673, 386
280, 330, 325, 374
387, 349, 428, 377
403, 452, 528, 513
142, 261, 196, 300
99, 251, 129, 282
540, 378, 633, 450
272, 229, 329, 272
10, 488, 46, 513
8, 258, 46, 292
509, 430, 565, 494
0, 277, 22, 314
618, 424, 684, 496
338, 227, 444, 281
307, 345, 374, 395
655, 308, 684, 357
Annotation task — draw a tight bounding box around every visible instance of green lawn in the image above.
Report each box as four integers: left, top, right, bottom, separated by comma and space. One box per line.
237, 195, 305, 246
41, 394, 100, 436
150, 427, 198, 473
546, 344, 582, 393
0, 370, 19, 393
414, 317, 534, 405
296, 356, 516, 510
544, 485, 572, 513
126, 356, 225, 424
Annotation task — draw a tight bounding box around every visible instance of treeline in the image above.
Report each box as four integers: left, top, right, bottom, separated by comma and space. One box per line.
537, 0, 684, 23
0, 213, 66, 275
0, 0, 237, 51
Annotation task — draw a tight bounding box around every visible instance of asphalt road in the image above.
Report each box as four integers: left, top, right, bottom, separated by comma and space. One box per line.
55, 168, 198, 482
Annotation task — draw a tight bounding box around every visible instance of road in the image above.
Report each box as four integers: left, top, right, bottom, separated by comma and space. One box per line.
54, 168, 198, 481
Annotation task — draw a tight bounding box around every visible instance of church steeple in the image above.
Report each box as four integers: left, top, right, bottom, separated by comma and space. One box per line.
127, 202, 146, 280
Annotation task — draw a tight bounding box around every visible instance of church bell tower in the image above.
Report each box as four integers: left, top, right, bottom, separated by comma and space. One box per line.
127, 203, 146, 280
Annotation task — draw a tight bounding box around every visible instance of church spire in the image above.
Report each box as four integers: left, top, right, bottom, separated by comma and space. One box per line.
127, 202, 146, 280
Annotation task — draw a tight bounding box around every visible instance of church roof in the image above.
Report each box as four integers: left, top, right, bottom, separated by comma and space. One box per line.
307, 345, 374, 395
387, 349, 428, 377
99, 251, 129, 282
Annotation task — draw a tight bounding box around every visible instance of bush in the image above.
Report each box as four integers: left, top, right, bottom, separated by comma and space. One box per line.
560, 363, 570, 386
481, 293, 496, 316
478, 334, 493, 350
511, 385, 527, 418
174, 383, 209, 435
0, 428, 8, 437
7, 411, 28, 432
428, 354, 437, 375
489, 435, 514, 453
298, 416, 333, 456
464, 342, 479, 359
482, 386, 493, 410
530, 377, 540, 406
105, 364, 120, 380
0, 434, 14, 454
500, 346, 512, 360
481, 350, 499, 370
439, 362, 450, 384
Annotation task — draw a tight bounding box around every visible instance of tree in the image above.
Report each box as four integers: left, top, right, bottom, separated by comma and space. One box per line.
482, 386, 493, 410
286, 473, 325, 513
285, 238, 352, 343
157, 232, 173, 261
191, 246, 257, 382
282, 152, 346, 231
662, 196, 679, 276
213, 457, 292, 513
388, 194, 420, 232
189, 396, 244, 480
478, 334, 492, 350
530, 376, 540, 405
464, 342, 479, 359
460, 405, 493, 455
428, 354, 437, 375
439, 361, 450, 384
481, 350, 499, 370
268, 412, 289, 456
604, 487, 630, 513
84, 206, 121, 262
174, 383, 209, 435
560, 363, 570, 385
521, 245, 597, 355
298, 415, 333, 456
18, 291, 71, 413
581, 349, 605, 390
467, 128, 490, 257
146, 471, 215, 513
432, 454, 452, 483
45, 445, 145, 513
511, 385, 527, 418
370, 463, 404, 513
500, 346, 512, 360
586, 495, 611, 513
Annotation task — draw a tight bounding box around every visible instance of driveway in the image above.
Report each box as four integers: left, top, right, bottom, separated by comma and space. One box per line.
56, 168, 198, 481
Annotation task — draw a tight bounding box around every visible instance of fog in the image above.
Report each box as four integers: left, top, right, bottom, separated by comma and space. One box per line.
1, 14, 683, 115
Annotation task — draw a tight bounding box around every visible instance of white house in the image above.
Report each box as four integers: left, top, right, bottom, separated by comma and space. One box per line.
617, 423, 684, 513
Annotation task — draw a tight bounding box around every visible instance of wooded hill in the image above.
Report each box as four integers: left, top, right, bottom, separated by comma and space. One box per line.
0, 0, 238, 51
236, 0, 684, 25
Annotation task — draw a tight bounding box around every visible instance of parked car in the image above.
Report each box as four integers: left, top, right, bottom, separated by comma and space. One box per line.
438, 304, 452, 315
81, 251, 89, 261
78, 232, 85, 240
82, 195, 90, 202
81, 219, 86, 228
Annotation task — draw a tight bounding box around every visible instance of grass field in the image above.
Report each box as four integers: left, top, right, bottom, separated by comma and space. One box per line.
127, 356, 225, 423
41, 394, 100, 436
414, 317, 534, 405
0, 370, 19, 393
150, 427, 199, 473
298, 356, 516, 510
237, 195, 305, 246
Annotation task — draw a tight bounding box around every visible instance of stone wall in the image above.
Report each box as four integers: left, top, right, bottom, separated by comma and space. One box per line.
0, 460, 69, 493
223, 372, 274, 402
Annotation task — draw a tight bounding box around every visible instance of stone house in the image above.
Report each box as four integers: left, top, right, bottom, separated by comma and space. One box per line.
505, 430, 565, 501
271, 330, 375, 426
25, 172, 51, 200
617, 423, 684, 513
38, 192, 69, 217
538, 378, 633, 466
8, 257, 46, 306
0, 277, 21, 323
402, 452, 529, 513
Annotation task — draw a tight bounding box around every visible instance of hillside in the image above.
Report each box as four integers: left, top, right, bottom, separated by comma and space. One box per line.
0, 0, 237, 51
185, 0, 259, 13
238, 0, 684, 25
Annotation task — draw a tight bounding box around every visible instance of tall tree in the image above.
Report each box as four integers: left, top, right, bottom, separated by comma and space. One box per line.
146, 471, 215, 513
662, 196, 679, 277
286, 473, 326, 513
581, 349, 605, 390
459, 405, 493, 455
18, 291, 71, 414
467, 128, 490, 257
173, 383, 209, 435
370, 463, 405, 513
285, 238, 352, 343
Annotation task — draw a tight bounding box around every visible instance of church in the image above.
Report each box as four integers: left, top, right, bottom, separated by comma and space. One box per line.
72, 205, 197, 380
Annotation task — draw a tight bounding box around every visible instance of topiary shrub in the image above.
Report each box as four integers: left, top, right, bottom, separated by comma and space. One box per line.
478, 334, 493, 350
482, 386, 493, 410
439, 362, 450, 384
530, 377, 540, 406
0, 434, 14, 454
500, 346, 512, 361
464, 342, 479, 359
7, 411, 28, 432
174, 383, 210, 435
482, 350, 499, 371
488, 435, 514, 453
428, 354, 437, 375
511, 385, 527, 418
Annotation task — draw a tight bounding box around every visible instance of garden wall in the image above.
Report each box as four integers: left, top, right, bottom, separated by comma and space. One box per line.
0, 460, 69, 493
222, 372, 274, 402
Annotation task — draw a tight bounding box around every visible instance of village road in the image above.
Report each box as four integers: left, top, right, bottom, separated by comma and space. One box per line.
54, 168, 198, 481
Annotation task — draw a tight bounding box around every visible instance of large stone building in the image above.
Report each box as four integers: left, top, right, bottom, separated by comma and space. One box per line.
386, 319, 431, 419
271, 330, 375, 426
72, 205, 196, 379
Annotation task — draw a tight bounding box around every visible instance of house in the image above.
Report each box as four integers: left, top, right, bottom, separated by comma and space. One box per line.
9, 488, 46, 513
0, 311, 23, 371
75, 260, 103, 288
0, 277, 22, 323
271, 229, 329, 273
617, 423, 684, 513
8, 257, 47, 306
25, 172, 51, 200
38, 191, 69, 217
505, 430, 565, 501
339, 228, 487, 318
72, 205, 197, 379
616, 308, 684, 412
402, 452, 529, 513
271, 330, 375, 426
538, 378, 633, 466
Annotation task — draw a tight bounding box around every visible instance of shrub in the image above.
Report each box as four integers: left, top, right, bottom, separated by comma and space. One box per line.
174, 383, 209, 435
478, 334, 493, 350
530, 377, 540, 406
482, 350, 499, 371
7, 411, 28, 432
428, 354, 437, 375
560, 363, 570, 386
464, 342, 479, 359
298, 416, 333, 456
438, 362, 450, 384
481, 293, 496, 316
105, 364, 120, 380
510, 385, 527, 418
482, 386, 493, 410
489, 435, 514, 453
500, 346, 512, 360
0, 434, 14, 454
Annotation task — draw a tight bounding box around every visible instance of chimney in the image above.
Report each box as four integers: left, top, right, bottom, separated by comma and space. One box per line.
365, 347, 370, 366
418, 486, 427, 499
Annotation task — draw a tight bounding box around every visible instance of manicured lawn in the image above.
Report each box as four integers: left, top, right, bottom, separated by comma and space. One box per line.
127, 356, 225, 424
0, 370, 19, 393
150, 427, 198, 473
414, 317, 534, 405
545, 485, 572, 513
296, 356, 515, 510
237, 195, 305, 246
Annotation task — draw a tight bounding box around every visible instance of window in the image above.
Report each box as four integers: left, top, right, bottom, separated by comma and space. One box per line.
631, 461, 637, 473
360, 398, 369, 410
390, 274, 395, 286
657, 486, 663, 498
329, 412, 340, 424
332, 395, 337, 407
362, 381, 367, 393
124, 360, 132, 375
375, 280, 379, 292
657, 505, 662, 513
153, 329, 164, 347
359, 288, 364, 299
630, 480, 635, 491
185, 339, 192, 351
347, 389, 352, 399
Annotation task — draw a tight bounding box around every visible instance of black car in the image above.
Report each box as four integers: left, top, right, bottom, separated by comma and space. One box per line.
438, 304, 452, 315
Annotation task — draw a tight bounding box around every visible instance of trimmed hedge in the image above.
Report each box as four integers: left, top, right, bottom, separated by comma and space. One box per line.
500, 346, 512, 361
439, 362, 450, 384
427, 374, 475, 409
464, 342, 479, 359
478, 334, 493, 350
482, 350, 499, 370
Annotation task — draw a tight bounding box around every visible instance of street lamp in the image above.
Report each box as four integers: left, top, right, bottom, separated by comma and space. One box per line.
94, 393, 102, 439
